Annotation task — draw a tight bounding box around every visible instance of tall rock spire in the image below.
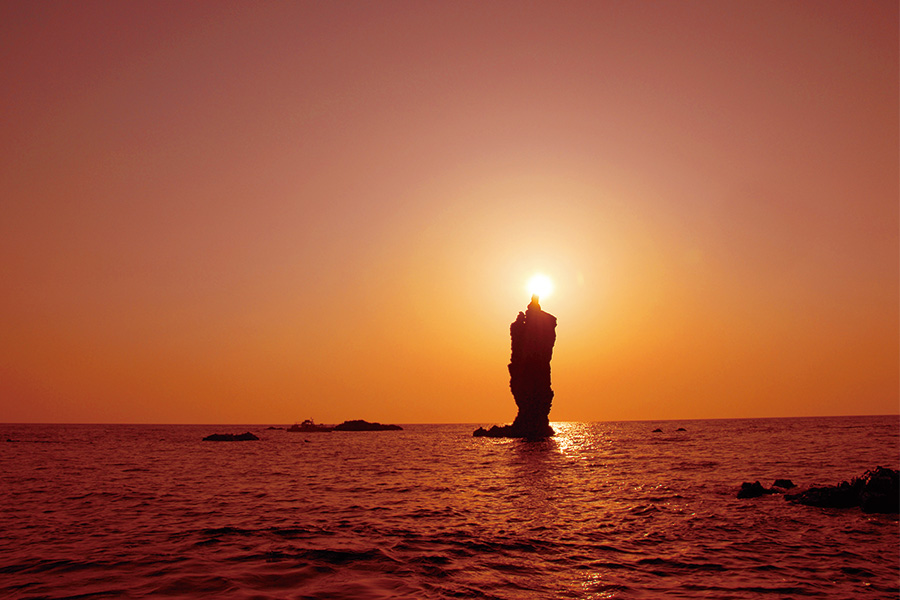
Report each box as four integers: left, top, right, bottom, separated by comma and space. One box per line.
474, 296, 557, 439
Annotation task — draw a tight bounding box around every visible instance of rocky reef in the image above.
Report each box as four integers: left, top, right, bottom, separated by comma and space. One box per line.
474, 295, 557, 439
737, 466, 898, 514
784, 466, 898, 513
202, 432, 259, 441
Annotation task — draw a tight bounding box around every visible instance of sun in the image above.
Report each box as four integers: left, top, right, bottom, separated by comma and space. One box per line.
527, 274, 553, 299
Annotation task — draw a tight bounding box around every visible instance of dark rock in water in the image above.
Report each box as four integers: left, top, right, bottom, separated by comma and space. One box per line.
785, 483, 858, 508
737, 479, 796, 498
652, 428, 663, 433
265, 426, 283, 430
473, 425, 518, 438
288, 419, 334, 432
785, 466, 899, 513
737, 481, 775, 499
333, 420, 402, 431
202, 432, 259, 441
858, 467, 900, 513
675, 427, 686, 432
474, 295, 557, 439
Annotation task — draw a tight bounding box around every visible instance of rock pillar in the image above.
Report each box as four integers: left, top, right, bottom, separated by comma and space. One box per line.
474, 295, 557, 438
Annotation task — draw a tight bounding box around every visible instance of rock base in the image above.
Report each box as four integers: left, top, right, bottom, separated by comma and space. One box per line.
475, 295, 557, 440
473, 423, 555, 439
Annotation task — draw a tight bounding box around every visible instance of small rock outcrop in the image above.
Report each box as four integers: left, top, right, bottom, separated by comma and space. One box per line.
333, 420, 402, 431
474, 295, 557, 439
202, 432, 259, 441
737, 481, 774, 499
736, 479, 797, 498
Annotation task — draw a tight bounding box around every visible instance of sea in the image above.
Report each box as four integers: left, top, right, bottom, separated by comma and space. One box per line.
2, 416, 898, 599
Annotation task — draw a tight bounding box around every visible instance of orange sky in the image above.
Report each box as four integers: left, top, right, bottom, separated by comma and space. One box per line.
1, 1, 897, 424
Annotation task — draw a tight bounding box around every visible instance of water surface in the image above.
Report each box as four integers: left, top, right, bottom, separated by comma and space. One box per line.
2, 416, 898, 598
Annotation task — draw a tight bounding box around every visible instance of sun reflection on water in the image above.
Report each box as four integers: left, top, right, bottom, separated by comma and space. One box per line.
551, 421, 606, 458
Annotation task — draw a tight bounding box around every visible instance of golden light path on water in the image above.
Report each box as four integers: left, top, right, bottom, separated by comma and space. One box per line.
550, 422, 611, 460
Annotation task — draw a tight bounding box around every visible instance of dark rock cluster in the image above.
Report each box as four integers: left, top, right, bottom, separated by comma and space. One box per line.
202, 432, 259, 441
737, 466, 898, 514
784, 466, 898, 513
474, 295, 557, 439
737, 479, 795, 498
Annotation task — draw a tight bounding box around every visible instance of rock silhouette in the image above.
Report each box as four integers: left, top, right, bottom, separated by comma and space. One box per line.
202, 432, 259, 441
474, 295, 557, 439
333, 420, 402, 431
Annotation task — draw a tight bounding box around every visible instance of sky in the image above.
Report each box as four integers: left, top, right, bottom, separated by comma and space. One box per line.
1, 1, 897, 424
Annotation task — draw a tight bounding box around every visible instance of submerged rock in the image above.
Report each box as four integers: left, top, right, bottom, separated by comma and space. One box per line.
474, 295, 557, 439
202, 432, 259, 441
772, 479, 796, 489
333, 420, 402, 431
736, 479, 797, 498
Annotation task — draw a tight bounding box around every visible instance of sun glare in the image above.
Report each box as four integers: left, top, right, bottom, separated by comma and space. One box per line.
527, 274, 553, 299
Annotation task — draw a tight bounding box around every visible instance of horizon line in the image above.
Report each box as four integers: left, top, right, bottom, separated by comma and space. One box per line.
3, 414, 898, 427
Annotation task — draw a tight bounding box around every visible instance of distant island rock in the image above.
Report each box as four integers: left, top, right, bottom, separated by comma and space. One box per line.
333, 420, 402, 431
288, 419, 334, 432
474, 295, 557, 439
202, 432, 259, 441
737, 467, 898, 514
